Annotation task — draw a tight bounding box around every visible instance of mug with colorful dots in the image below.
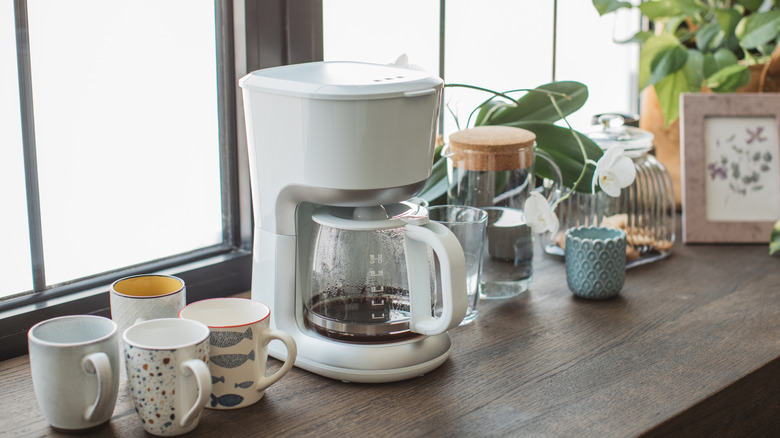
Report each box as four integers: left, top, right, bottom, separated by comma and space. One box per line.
123, 318, 211, 436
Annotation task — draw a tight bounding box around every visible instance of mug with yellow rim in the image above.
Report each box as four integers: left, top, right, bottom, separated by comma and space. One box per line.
110, 274, 186, 336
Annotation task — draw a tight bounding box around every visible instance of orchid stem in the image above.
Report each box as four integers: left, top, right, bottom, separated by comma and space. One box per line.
547, 95, 593, 209
444, 83, 521, 105
444, 83, 573, 129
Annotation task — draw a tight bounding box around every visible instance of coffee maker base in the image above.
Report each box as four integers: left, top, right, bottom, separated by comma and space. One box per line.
267, 331, 454, 383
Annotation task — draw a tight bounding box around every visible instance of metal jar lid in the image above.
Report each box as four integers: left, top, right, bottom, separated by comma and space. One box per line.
585, 114, 654, 157
448, 126, 536, 171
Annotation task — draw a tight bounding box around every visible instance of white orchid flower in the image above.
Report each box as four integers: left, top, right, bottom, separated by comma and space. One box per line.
523, 191, 559, 236
593, 145, 636, 197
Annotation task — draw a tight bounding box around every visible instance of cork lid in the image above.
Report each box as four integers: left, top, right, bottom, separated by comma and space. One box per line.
448, 126, 535, 171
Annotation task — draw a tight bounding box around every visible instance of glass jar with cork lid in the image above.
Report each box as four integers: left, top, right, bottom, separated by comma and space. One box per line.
446, 126, 561, 299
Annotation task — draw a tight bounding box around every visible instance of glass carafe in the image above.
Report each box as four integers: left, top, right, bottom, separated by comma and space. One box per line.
445, 125, 562, 298
304, 202, 467, 343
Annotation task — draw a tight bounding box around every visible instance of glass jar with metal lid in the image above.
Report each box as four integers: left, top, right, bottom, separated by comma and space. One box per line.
542, 115, 675, 268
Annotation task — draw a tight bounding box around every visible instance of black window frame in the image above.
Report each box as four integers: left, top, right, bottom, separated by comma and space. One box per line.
0, 0, 324, 360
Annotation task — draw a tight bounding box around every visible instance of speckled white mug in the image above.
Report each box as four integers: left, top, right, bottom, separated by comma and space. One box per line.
110, 274, 186, 335
123, 318, 211, 436
28, 315, 120, 432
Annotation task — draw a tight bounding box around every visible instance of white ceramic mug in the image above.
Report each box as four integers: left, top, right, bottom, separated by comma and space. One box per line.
123, 318, 212, 436
179, 298, 297, 409
28, 315, 120, 432
110, 274, 186, 335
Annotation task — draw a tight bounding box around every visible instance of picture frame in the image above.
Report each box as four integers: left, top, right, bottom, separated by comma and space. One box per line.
680, 93, 780, 243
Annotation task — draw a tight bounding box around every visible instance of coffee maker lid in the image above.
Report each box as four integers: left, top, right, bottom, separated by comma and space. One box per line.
238, 61, 443, 100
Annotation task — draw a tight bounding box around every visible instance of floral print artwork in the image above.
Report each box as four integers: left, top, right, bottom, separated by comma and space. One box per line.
704, 116, 780, 222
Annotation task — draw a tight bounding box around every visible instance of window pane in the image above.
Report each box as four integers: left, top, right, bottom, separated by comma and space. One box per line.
0, 1, 34, 297
555, 0, 640, 128
323, 1, 639, 139
323, 0, 440, 73
27, 0, 223, 285
443, 1, 555, 137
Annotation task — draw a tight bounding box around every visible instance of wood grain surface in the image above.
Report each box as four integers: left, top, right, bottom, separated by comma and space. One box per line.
2, 217, 778, 437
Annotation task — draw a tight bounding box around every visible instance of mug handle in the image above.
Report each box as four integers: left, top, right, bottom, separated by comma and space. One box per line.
81, 352, 114, 422
254, 330, 298, 393
403, 219, 468, 336
179, 359, 212, 428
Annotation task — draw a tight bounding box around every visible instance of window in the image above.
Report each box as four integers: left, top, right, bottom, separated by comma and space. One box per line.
11, 0, 224, 294
0, 0, 259, 359
323, 0, 640, 136
1, 0, 32, 296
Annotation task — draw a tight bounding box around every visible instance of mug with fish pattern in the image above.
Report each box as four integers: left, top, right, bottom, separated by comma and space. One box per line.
179, 298, 297, 409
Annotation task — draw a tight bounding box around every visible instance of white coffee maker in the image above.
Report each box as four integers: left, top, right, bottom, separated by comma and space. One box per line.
239, 61, 466, 383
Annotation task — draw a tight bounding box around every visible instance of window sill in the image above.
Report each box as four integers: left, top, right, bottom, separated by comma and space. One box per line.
0, 249, 251, 361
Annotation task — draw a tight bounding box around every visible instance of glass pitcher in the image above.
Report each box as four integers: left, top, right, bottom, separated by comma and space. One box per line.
445, 125, 562, 298
304, 202, 467, 343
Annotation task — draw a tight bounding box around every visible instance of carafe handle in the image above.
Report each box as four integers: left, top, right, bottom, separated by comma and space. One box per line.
403, 219, 468, 336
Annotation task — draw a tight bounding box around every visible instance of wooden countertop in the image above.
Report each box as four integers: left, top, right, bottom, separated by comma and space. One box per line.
2, 220, 779, 437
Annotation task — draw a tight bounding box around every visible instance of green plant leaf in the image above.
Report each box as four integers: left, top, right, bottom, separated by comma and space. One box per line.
592, 0, 632, 15
696, 22, 725, 52
737, 10, 780, 49
474, 100, 509, 127
477, 81, 588, 126
770, 218, 780, 255
638, 1, 681, 20
647, 44, 689, 87
686, 49, 705, 88
653, 68, 693, 126
639, 34, 683, 89
713, 47, 739, 69
666, 16, 689, 36
715, 8, 743, 37
638, 0, 702, 20
758, 42, 778, 56
513, 122, 603, 193
616, 30, 654, 44
705, 64, 751, 92
702, 53, 718, 77
646, 44, 706, 126
739, 0, 764, 13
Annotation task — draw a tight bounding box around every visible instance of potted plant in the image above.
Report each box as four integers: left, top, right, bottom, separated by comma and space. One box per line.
593, 0, 780, 205
595, 0, 780, 124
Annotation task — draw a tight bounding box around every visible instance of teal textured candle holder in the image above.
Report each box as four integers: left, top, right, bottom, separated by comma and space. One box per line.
565, 226, 626, 300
